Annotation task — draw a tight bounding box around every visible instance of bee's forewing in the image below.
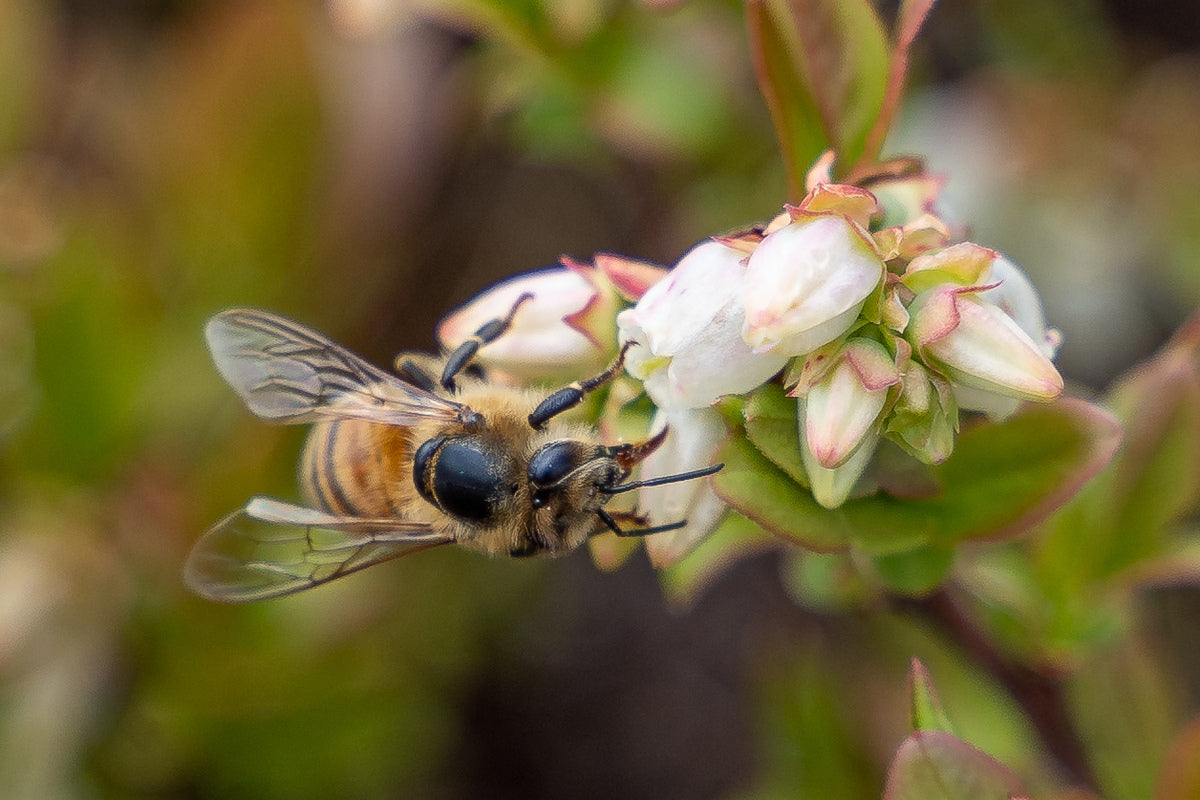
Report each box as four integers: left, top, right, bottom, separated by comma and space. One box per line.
184, 496, 452, 602
206, 308, 467, 426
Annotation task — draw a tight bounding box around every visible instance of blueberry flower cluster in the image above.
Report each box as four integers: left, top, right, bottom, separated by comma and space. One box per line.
438, 157, 1064, 564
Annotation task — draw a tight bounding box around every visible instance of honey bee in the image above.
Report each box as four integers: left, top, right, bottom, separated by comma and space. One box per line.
185, 297, 722, 602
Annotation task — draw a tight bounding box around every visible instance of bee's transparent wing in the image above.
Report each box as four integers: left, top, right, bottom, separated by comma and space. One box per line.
206, 308, 468, 426
184, 497, 452, 602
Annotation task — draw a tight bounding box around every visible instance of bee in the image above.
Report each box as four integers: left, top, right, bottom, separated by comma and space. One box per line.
185, 296, 722, 602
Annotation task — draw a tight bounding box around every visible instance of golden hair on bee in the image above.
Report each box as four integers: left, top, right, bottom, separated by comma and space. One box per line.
185, 297, 721, 602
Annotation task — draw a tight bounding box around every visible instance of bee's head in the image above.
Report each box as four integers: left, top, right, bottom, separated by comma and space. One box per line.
522, 429, 724, 553
525, 426, 669, 514
518, 438, 625, 555
526, 440, 619, 511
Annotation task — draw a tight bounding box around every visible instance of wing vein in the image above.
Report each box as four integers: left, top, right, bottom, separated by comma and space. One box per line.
184, 497, 453, 602
205, 307, 469, 427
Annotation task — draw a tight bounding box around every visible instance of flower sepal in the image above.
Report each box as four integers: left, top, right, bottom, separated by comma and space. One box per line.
900, 242, 999, 295
885, 360, 959, 464
789, 183, 880, 230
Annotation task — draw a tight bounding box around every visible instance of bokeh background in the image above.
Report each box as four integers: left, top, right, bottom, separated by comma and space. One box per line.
2, 0, 1200, 797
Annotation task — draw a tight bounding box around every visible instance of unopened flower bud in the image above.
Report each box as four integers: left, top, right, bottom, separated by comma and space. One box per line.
908, 285, 1064, 403
886, 360, 958, 464
978, 255, 1061, 359
799, 409, 879, 510
796, 338, 899, 469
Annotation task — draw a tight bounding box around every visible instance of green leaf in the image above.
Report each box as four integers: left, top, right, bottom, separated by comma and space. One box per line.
860, 0, 938, 166
907, 659, 955, 734
746, 1, 828, 197
918, 398, 1121, 544
837, 493, 937, 555
872, 545, 954, 596
1019, 317, 1200, 649
733, 393, 1118, 562
1081, 320, 1200, 576
744, 382, 808, 485
714, 431, 851, 551
884, 731, 1027, 800
746, 0, 890, 191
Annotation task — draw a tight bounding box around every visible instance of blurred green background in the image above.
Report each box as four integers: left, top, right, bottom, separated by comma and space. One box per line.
3, 0, 1200, 797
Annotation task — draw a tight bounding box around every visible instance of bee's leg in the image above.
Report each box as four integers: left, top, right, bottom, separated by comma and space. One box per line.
528, 341, 634, 429
440, 292, 534, 391
394, 357, 439, 393
596, 508, 686, 537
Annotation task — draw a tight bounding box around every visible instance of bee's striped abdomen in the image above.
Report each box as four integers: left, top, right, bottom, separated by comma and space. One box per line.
299, 420, 412, 518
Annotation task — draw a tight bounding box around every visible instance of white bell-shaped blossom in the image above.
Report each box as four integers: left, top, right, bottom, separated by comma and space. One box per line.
741, 215, 884, 357
638, 406, 729, 567
617, 240, 789, 410
979, 255, 1062, 360
437, 267, 616, 380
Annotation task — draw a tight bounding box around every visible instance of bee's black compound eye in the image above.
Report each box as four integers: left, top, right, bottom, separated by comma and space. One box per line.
414, 436, 507, 522
413, 437, 446, 508
527, 440, 579, 489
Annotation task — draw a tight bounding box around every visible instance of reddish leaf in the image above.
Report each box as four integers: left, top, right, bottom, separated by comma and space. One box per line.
1040, 308, 1200, 589
746, 0, 830, 197
746, 0, 889, 194
1101, 310, 1200, 567
860, 0, 938, 168
885, 731, 1027, 800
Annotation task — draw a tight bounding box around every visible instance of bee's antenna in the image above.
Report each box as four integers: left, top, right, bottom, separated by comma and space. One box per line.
599, 462, 724, 495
